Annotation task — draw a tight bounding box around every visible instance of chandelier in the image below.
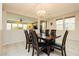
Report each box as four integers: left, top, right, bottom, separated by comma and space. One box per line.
36, 10, 46, 18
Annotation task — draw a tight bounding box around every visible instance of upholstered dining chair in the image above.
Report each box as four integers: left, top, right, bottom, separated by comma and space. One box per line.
50, 30, 68, 56
24, 30, 32, 52
30, 30, 47, 56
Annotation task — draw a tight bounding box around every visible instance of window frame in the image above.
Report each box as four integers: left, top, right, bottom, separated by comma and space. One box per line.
56, 16, 75, 30
64, 16, 75, 30
7, 21, 28, 30
56, 19, 64, 30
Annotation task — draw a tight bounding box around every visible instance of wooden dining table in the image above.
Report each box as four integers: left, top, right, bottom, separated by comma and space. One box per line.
37, 33, 61, 56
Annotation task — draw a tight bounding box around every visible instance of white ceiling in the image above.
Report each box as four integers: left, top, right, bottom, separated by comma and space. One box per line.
3, 3, 79, 18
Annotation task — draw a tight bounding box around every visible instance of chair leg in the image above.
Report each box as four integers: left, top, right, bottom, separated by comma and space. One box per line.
32, 47, 34, 56
61, 48, 64, 56
37, 50, 39, 56
64, 48, 66, 56
47, 46, 50, 56
25, 42, 27, 49
28, 43, 30, 52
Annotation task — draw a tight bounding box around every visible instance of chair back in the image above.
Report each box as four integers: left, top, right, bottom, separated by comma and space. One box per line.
45, 29, 49, 36
62, 30, 68, 46
24, 30, 30, 43
30, 30, 39, 49
50, 30, 56, 44
51, 30, 56, 37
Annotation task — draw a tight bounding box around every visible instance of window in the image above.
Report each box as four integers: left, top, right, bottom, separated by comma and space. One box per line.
23, 24, 27, 30
64, 17, 75, 30
7, 21, 28, 30
12, 23, 18, 30
18, 24, 23, 29
56, 17, 75, 30
42, 22, 46, 30
56, 19, 63, 30
7, 23, 11, 30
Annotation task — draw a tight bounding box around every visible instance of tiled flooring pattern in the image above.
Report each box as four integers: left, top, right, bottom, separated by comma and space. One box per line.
2, 39, 79, 56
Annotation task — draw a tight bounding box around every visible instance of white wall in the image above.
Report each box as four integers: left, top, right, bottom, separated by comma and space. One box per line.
2, 11, 26, 45
3, 30, 25, 45
48, 19, 56, 30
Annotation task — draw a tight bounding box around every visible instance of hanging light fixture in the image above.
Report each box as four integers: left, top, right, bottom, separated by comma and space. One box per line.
36, 10, 46, 18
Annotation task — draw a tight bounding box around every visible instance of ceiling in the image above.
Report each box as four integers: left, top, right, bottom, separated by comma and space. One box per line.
3, 3, 79, 19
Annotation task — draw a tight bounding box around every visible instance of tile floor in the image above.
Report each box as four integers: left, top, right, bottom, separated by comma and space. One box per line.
2, 39, 79, 56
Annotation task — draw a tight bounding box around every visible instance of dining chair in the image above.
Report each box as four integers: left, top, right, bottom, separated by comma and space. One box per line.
45, 29, 49, 36
50, 30, 68, 56
51, 30, 56, 43
30, 30, 47, 56
51, 30, 56, 36
24, 30, 32, 52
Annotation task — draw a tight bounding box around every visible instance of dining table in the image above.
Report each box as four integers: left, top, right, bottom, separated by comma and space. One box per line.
38, 33, 61, 56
